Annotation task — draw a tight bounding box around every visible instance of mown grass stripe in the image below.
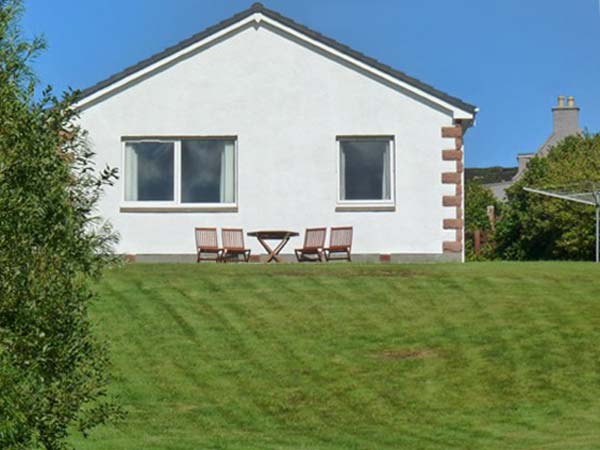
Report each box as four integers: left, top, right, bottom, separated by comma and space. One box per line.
72, 262, 600, 450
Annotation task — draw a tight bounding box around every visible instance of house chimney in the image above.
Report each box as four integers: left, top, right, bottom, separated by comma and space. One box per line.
552, 95, 580, 137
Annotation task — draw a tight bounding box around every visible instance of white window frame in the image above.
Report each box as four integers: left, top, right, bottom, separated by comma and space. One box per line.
335, 136, 396, 212
120, 136, 238, 212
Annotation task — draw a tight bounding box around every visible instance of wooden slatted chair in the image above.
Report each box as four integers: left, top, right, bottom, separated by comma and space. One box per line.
324, 226, 353, 262
195, 227, 223, 263
295, 227, 327, 262
221, 228, 251, 262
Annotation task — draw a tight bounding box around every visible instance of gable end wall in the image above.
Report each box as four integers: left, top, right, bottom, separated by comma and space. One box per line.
79, 24, 469, 262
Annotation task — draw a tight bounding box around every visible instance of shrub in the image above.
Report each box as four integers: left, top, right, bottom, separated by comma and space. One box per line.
0, 1, 121, 448
464, 181, 500, 260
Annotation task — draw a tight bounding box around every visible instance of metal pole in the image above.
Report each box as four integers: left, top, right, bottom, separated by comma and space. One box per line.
597, 206, 599, 263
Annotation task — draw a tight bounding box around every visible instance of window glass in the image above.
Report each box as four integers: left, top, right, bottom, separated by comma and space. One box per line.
340, 139, 391, 201
124, 142, 174, 201
181, 140, 235, 203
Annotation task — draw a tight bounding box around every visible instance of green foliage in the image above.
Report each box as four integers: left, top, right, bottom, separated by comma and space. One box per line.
0, 1, 121, 448
496, 134, 600, 260
465, 181, 500, 233
464, 181, 500, 260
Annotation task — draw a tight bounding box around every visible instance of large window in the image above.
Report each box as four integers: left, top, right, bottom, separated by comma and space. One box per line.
123, 138, 236, 208
338, 137, 394, 206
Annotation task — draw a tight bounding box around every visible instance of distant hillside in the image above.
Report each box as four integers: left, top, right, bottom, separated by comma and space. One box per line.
465, 167, 517, 184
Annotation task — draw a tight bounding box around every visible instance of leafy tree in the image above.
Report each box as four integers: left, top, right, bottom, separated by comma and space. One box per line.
465, 181, 500, 233
0, 1, 121, 448
464, 181, 500, 260
496, 134, 600, 260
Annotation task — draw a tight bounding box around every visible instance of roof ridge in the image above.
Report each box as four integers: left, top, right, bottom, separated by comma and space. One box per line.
77, 3, 476, 114
257, 4, 475, 113
78, 4, 258, 99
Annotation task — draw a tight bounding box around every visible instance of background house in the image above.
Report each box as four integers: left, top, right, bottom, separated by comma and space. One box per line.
475, 96, 582, 200
515, 96, 581, 177
76, 3, 477, 262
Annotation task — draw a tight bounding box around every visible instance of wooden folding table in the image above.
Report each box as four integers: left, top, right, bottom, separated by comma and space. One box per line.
247, 230, 299, 263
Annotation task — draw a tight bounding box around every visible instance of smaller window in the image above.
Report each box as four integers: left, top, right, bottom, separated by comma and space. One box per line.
338, 137, 394, 204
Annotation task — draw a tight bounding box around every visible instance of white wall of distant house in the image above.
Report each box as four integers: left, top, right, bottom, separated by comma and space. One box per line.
79, 23, 458, 256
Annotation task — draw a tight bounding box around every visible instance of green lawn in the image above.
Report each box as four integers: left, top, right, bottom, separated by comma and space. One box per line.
74, 263, 600, 450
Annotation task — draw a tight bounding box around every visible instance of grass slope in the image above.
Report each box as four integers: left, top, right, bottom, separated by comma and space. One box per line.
74, 263, 600, 450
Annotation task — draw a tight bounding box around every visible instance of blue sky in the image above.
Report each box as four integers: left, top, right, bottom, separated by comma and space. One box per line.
22, 0, 600, 168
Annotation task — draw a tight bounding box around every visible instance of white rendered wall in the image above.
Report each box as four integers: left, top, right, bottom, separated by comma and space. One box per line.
80, 24, 459, 257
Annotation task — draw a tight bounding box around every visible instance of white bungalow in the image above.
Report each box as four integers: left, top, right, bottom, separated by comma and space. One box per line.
76, 3, 477, 262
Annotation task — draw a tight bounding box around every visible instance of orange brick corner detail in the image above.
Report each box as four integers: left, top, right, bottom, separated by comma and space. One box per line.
441, 121, 465, 255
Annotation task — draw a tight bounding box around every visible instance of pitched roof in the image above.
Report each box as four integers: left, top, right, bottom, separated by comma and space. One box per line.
78, 3, 477, 114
